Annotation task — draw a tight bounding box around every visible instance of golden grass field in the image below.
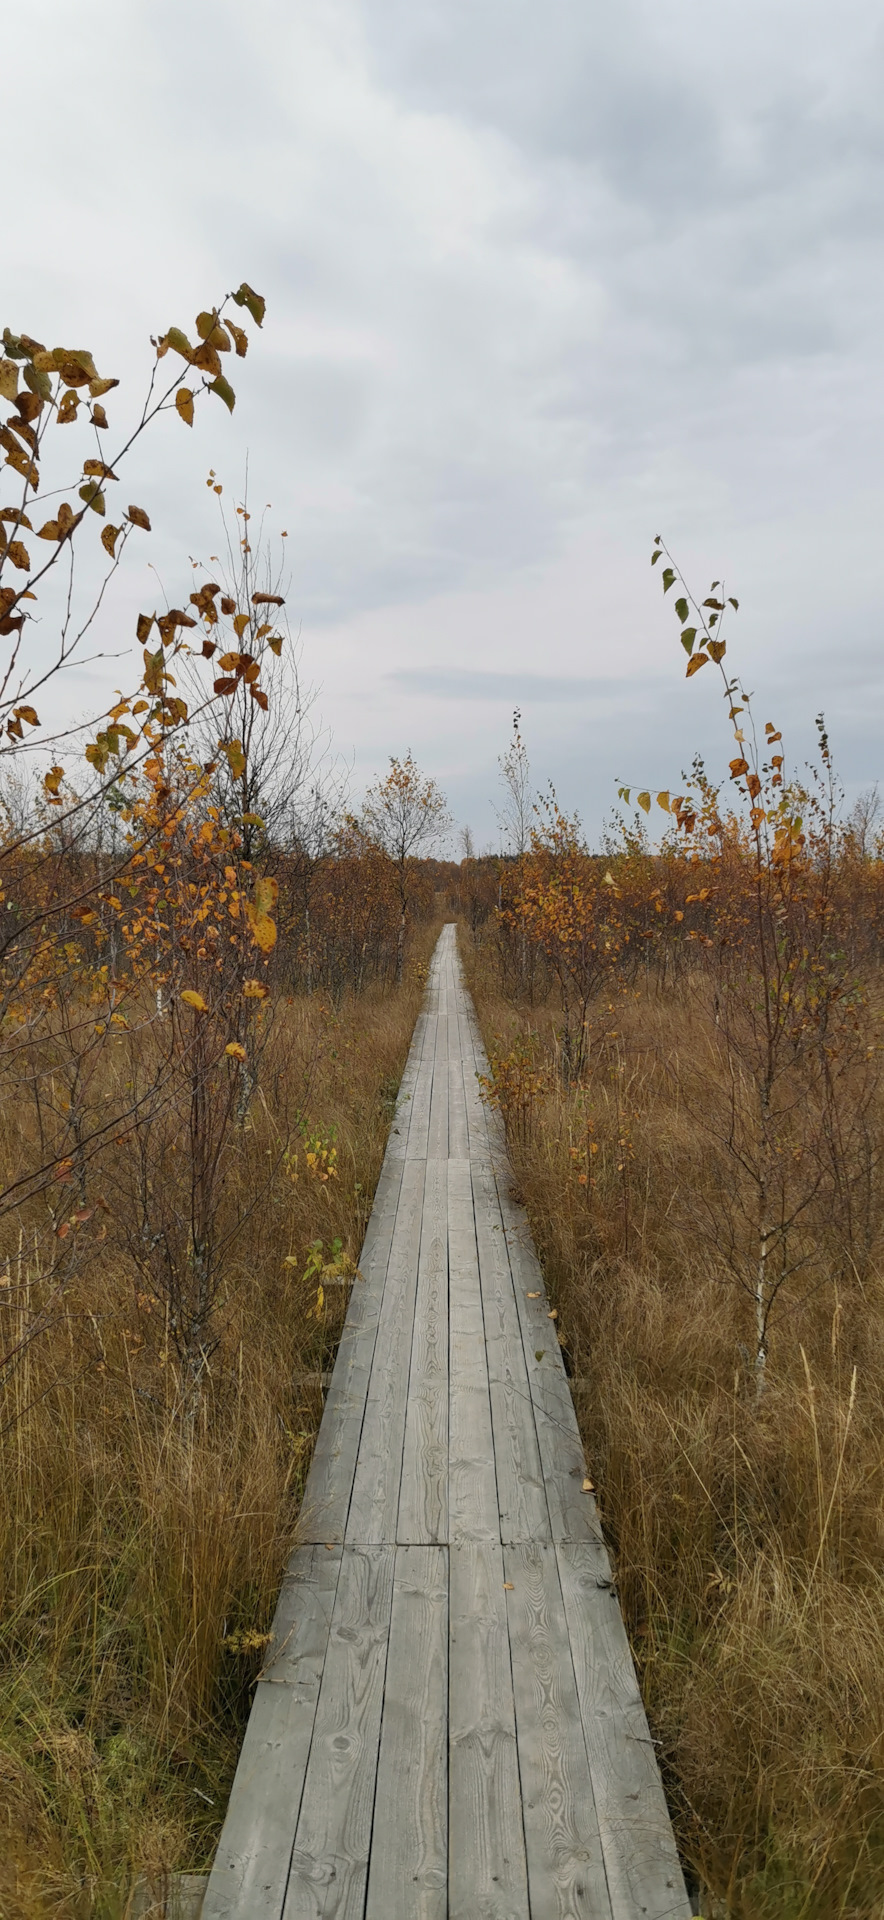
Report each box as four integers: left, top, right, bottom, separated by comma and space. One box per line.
0, 936, 437, 1919
464, 928, 884, 1919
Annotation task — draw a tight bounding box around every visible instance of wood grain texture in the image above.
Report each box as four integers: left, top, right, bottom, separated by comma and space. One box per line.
346, 1159, 425, 1542
365, 1546, 448, 1919
494, 1169, 604, 1547
202, 1546, 342, 1920
426, 1012, 450, 1160
557, 1545, 691, 1919
449, 1541, 530, 1920
447, 1159, 499, 1543
398, 1158, 449, 1543
283, 1546, 396, 1920
503, 1544, 612, 1918
472, 1158, 551, 1545
300, 1160, 404, 1544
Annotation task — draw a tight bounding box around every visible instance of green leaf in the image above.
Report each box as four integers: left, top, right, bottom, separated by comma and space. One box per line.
650, 548, 662, 565
661, 567, 676, 593
674, 597, 689, 624
209, 374, 235, 414
680, 627, 697, 655
165, 327, 193, 362
79, 481, 105, 517
23, 363, 51, 401
232, 282, 266, 327
637, 791, 651, 814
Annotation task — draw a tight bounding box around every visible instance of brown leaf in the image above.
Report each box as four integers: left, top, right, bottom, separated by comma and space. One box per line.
57, 390, 79, 424
101, 524, 120, 558
14, 391, 43, 423
90, 403, 109, 428
0, 360, 18, 401
37, 520, 60, 541
220, 595, 236, 616
126, 505, 151, 531
252, 592, 284, 606
135, 613, 154, 644
192, 340, 222, 377
83, 459, 119, 480
249, 685, 269, 711
7, 540, 30, 571
226, 319, 248, 357
57, 502, 75, 535
0, 508, 32, 528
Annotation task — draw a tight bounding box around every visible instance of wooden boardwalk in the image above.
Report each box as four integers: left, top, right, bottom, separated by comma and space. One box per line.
203, 926, 690, 1919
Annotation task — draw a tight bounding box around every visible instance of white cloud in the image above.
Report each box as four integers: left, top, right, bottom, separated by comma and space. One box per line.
2, 0, 883, 837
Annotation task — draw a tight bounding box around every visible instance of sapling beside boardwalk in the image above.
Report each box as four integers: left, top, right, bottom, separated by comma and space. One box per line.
203, 926, 690, 1920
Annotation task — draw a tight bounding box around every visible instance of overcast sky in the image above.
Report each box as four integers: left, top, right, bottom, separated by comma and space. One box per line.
4, 0, 884, 846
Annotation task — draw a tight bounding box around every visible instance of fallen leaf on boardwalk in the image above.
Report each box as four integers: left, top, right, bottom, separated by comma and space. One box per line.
324, 1543, 335, 1551
582, 1479, 595, 1493
527, 1290, 540, 1298
534, 1349, 545, 1361
548, 1308, 558, 1320
503, 1583, 514, 1591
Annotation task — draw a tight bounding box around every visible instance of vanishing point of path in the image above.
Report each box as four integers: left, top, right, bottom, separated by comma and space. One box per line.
203, 925, 691, 1919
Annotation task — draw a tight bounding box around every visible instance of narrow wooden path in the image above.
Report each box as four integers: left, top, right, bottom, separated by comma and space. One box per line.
203, 926, 690, 1919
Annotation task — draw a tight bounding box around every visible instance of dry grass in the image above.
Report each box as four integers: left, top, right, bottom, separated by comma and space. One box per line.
0, 933, 437, 1918
464, 930, 884, 1919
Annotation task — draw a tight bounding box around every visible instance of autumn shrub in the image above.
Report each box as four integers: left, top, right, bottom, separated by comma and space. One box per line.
465, 931, 884, 1915
0, 935, 436, 1918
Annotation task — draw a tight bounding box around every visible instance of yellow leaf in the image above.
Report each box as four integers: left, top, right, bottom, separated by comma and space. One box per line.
176, 387, 194, 426
0, 360, 17, 401
503, 1582, 514, 1591
181, 990, 208, 1012
101, 524, 120, 558
526, 1291, 540, 1298
685, 652, 709, 678
582, 1478, 594, 1493
225, 1041, 247, 1060
242, 978, 269, 1000
254, 875, 278, 918
233, 612, 250, 639
657, 792, 670, 812
221, 736, 246, 779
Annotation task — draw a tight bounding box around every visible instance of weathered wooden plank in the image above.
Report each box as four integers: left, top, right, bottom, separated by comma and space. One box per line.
494, 1168, 604, 1547
447, 1159, 499, 1543
472, 1159, 551, 1545
427, 1011, 450, 1160
447, 1040, 470, 1160
403, 1008, 435, 1160
345, 1159, 425, 1542
365, 1546, 448, 1919
398, 1158, 449, 1543
300, 1158, 404, 1543
387, 1012, 427, 1159
557, 1545, 691, 1920
283, 1545, 396, 1920
202, 1546, 342, 1920
503, 1544, 612, 1918
449, 1541, 530, 1919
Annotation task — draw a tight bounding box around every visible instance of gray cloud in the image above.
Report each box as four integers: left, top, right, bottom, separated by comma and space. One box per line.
2, 0, 883, 840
